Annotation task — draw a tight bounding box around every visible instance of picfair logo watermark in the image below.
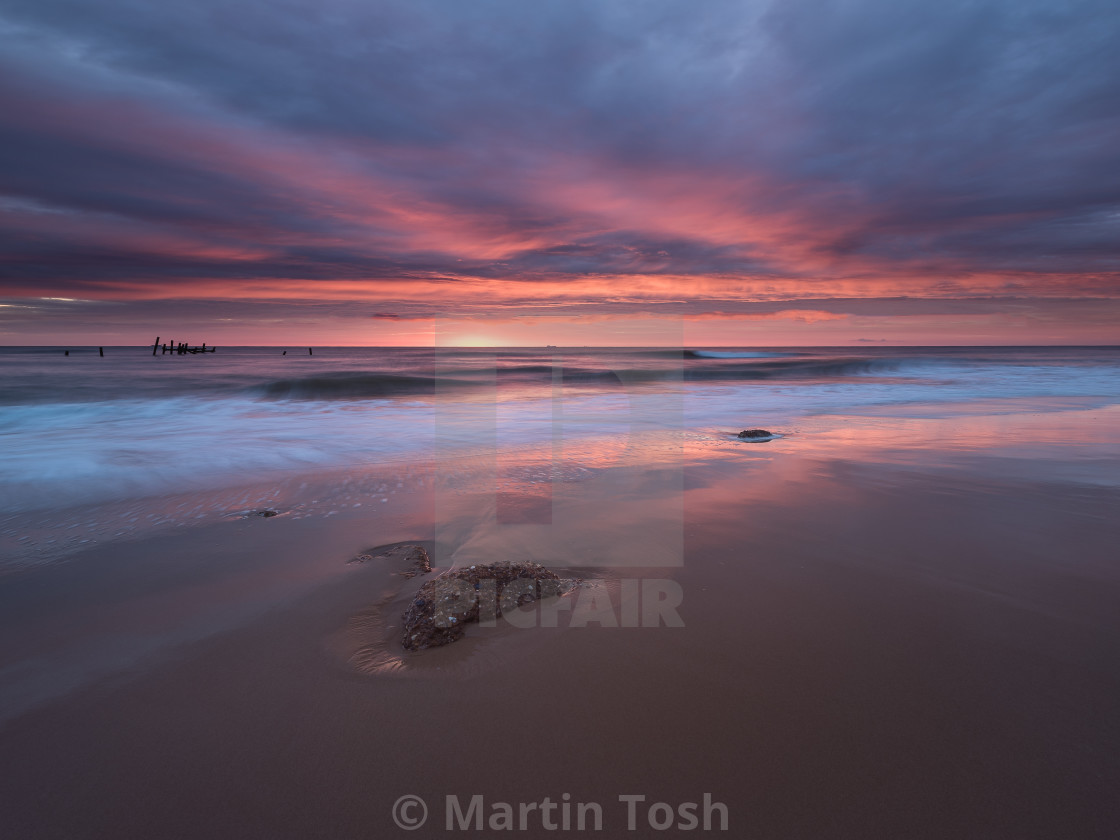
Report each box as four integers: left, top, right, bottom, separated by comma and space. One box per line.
427, 577, 685, 630
431, 337, 686, 573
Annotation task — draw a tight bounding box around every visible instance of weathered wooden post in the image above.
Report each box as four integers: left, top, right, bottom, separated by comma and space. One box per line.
152, 337, 160, 356
308, 347, 313, 355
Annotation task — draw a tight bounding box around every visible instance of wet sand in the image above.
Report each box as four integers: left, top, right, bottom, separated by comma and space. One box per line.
2, 407, 1120, 838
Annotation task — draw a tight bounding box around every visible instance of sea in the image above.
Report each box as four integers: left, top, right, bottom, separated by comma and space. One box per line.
2, 345, 1119, 568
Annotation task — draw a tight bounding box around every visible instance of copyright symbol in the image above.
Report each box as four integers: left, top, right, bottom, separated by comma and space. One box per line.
392, 794, 428, 830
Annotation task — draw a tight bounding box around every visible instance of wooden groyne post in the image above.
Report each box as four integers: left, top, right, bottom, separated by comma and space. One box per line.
152, 335, 216, 355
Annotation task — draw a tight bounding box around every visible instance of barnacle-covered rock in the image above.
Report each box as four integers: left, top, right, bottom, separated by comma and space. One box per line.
401, 561, 575, 650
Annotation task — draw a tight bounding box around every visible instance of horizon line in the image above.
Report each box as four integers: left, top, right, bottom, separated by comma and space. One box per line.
3, 343, 1119, 350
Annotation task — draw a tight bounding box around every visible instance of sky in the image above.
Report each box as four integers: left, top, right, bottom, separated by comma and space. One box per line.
1, 0, 1118, 346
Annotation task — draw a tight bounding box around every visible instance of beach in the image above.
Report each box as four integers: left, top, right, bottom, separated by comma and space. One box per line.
2, 347, 1120, 837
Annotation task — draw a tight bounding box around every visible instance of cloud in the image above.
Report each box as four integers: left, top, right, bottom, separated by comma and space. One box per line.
685, 309, 848, 323
0, 0, 1117, 341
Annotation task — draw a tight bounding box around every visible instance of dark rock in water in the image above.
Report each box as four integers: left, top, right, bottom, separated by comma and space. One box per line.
401, 561, 573, 651
738, 429, 774, 438
250, 508, 280, 517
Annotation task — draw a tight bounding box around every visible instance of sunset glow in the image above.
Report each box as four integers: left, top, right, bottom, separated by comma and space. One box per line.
3, 4, 1120, 832
1, 1, 1117, 345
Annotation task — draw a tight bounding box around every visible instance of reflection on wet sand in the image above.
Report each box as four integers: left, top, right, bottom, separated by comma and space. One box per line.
2, 395, 1120, 838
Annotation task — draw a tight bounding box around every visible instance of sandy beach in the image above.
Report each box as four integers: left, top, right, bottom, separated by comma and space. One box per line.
4, 0, 1120, 830
2, 400, 1119, 838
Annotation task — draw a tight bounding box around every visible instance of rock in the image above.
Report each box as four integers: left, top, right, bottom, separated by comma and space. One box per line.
399, 545, 432, 578
737, 429, 774, 438
348, 543, 432, 579
250, 508, 280, 517
401, 561, 574, 651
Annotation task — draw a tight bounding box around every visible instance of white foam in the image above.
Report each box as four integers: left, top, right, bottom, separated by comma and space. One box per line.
2, 357, 1119, 514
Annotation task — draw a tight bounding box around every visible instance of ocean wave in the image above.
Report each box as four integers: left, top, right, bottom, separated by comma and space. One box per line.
685, 357, 898, 380
2, 347, 1118, 515
252, 373, 468, 399
686, 350, 795, 359
249, 358, 904, 399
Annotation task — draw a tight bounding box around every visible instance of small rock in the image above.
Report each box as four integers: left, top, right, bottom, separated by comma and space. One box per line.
737, 429, 774, 439
348, 543, 432, 576
399, 545, 433, 578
